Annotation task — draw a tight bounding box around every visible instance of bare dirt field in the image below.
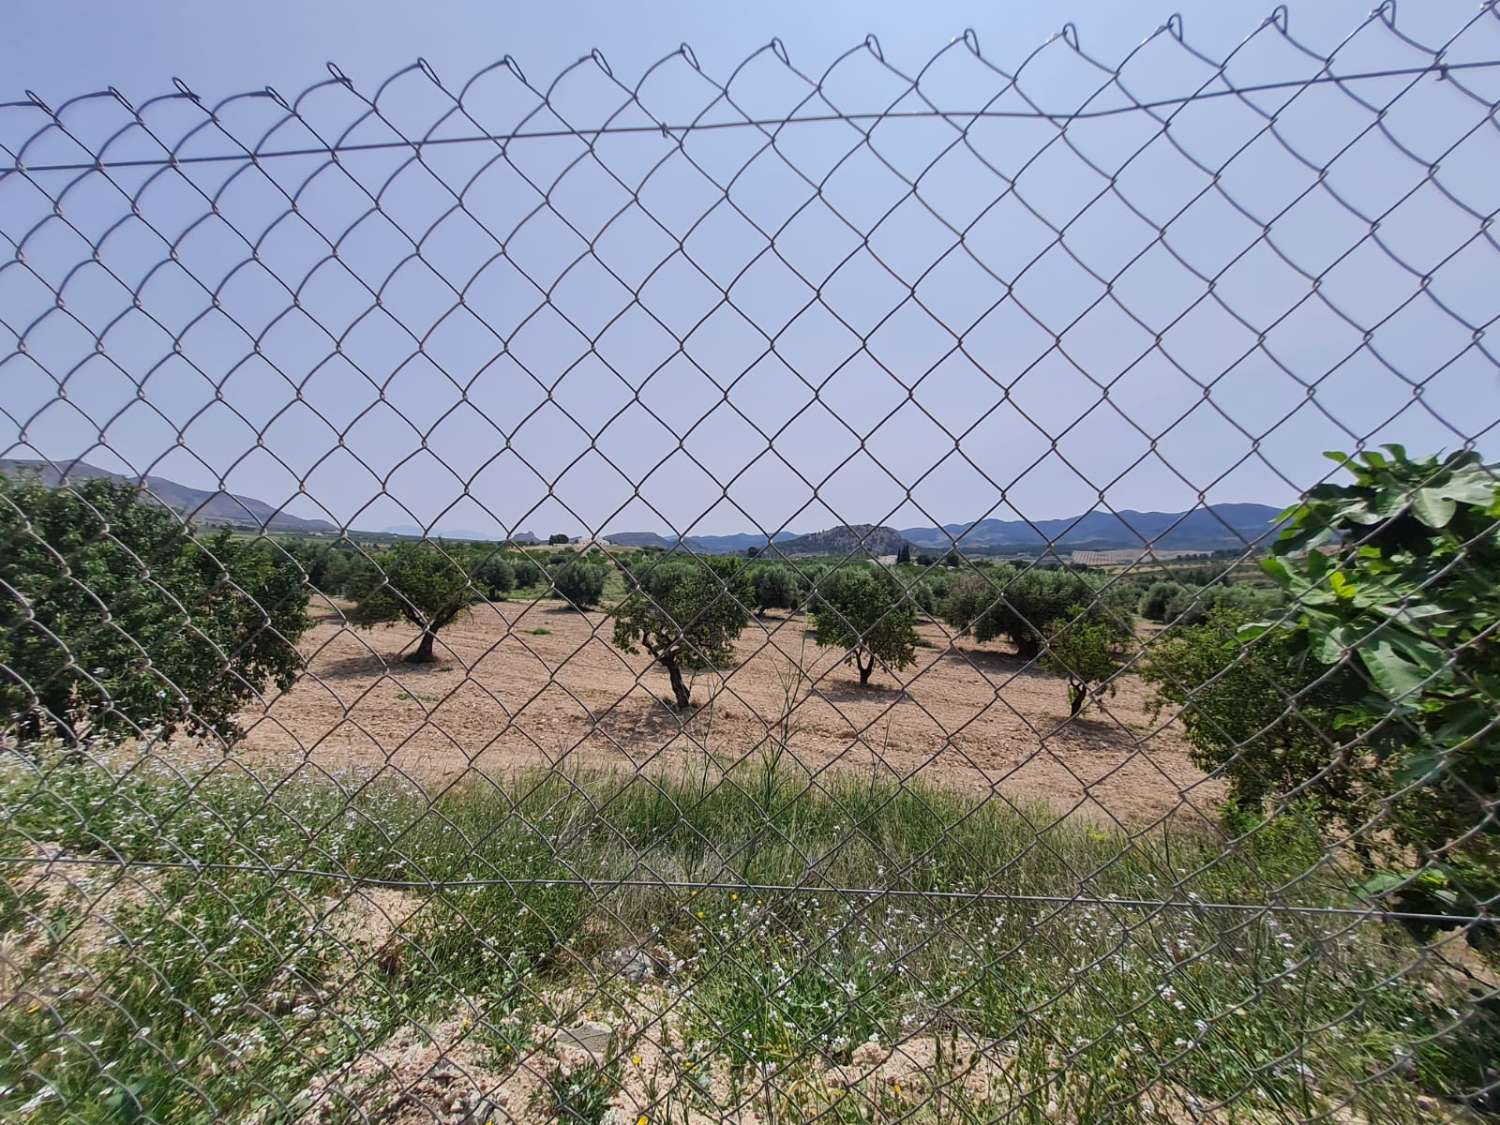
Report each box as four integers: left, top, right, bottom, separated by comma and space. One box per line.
236, 600, 1220, 827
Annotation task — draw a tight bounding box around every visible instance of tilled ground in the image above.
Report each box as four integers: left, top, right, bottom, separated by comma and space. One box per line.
237, 600, 1219, 827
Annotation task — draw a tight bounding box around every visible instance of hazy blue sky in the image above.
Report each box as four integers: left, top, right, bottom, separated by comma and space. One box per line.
3, 1, 1497, 540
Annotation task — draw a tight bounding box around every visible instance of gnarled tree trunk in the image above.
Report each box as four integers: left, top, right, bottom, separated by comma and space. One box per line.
856, 649, 874, 686
407, 628, 438, 664
664, 654, 692, 710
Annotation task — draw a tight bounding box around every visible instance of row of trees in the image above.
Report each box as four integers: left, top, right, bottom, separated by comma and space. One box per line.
613, 556, 923, 707
0, 470, 1143, 734
0, 473, 1272, 734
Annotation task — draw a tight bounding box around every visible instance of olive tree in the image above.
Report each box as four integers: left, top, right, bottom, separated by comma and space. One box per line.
1138, 580, 1186, 623
612, 558, 753, 709
0, 475, 310, 741
510, 556, 544, 590
811, 565, 919, 687
1041, 605, 1132, 716
751, 564, 797, 616
471, 553, 516, 600
941, 566, 1128, 661
349, 542, 471, 663
552, 558, 607, 610
1162, 583, 1284, 627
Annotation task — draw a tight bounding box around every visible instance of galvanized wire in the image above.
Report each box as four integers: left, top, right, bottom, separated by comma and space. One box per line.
3, 3, 1500, 1122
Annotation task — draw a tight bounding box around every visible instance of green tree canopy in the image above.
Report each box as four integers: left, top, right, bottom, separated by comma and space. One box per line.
811, 565, 919, 687
1041, 605, 1133, 717
471, 553, 516, 600
1139, 580, 1187, 623
1147, 446, 1500, 951
510, 556, 544, 589
751, 564, 797, 615
612, 557, 753, 709
348, 542, 471, 663
0, 476, 310, 742
552, 557, 607, 610
941, 566, 1126, 660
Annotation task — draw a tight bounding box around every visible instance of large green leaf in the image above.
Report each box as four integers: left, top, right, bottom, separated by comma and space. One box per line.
1412, 488, 1457, 529
1358, 637, 1428, 701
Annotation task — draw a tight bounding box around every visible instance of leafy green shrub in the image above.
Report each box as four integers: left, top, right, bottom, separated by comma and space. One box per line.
0, 475, 310, 741
613, 557, 753, 708
348, 542, 470, 663
1149, 446, 1500, 956
551, 558, 607, 610
750, 563, 797, 614
1259, 447, 1500, 945
1141, 610, 1372, 833
811, 565, 919, 687
471, 553, 516, 599
1139, 580, 1186, 623
511, 556, 544, 589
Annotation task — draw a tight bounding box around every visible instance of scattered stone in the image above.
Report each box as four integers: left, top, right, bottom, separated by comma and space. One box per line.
553, 1019, 613, 1061
611, 948, 652, 983
461, 1097, 502, 1125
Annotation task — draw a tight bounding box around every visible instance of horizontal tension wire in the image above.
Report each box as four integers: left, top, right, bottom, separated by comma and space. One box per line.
6, 852, 1497, 927
2, 60, 1495, 176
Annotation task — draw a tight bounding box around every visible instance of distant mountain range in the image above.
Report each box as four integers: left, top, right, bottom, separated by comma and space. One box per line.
382, 524, 539, 543
2, 459, 1285, 554
0, 459, 337, 534
607, 504, 1286, 556
896, 503, 1286, 553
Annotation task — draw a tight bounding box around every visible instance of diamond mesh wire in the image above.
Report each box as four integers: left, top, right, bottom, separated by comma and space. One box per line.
2, 4, 1500, 1122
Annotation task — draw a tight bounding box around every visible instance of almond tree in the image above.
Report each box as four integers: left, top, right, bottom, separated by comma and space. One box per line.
349, 542, 471, 663
612, 558, 753, 709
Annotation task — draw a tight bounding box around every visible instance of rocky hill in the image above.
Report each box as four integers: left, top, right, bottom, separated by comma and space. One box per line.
772, 524, 911, 558
898, 503, 1285, 554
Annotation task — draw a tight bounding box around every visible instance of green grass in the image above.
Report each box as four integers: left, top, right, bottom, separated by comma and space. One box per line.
0, 747, 1494, 1122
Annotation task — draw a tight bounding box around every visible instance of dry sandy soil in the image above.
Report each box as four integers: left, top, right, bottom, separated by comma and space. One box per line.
235, 601, 1220, 827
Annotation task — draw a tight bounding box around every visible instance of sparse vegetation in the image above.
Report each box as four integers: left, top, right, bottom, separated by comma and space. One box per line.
5, 450, 1498, 1120
1, 747, 1493, 1123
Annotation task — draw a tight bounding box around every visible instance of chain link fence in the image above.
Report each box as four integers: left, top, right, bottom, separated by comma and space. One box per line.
3, 4, 1500, 1122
